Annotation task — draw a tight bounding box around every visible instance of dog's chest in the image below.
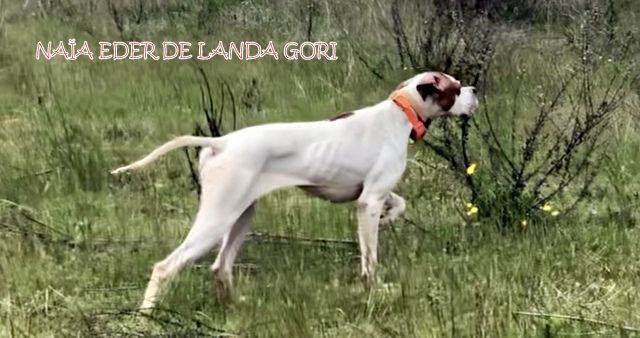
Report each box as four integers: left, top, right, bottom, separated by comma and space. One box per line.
298, 139, 380, 182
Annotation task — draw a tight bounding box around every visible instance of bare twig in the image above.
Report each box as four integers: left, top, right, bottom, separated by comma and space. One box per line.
247, 231, 357, 248
184, 67, 237, 194
12, 168, 56, 180
183, 147, 201, 196
352, 47, 386, 81
513, 311, 640, 333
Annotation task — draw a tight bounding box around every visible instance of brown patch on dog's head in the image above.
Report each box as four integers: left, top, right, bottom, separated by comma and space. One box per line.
415, 72, 461, 111
329, 111, 354, 121
392, 72, 477, 120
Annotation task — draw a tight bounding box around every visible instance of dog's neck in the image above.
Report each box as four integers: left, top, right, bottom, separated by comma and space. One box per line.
389, 93, 425, 140
363, 100, 419, 147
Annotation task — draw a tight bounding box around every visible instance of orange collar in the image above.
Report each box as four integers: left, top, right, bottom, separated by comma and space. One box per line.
391, 94, 426, 140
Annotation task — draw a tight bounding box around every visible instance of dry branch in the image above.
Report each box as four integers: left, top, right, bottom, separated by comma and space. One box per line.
513, 311, 640, 333
248, 231, 357, 248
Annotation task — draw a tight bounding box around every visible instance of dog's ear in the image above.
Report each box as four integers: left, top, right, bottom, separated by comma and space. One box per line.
416, 83, 440, 100
415, 73, 442, 100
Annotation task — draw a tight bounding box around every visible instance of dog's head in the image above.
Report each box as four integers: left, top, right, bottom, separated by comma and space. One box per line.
393, 72, 479, 120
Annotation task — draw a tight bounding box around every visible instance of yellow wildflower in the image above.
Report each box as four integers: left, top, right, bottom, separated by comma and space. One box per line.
551, 210, 560, 217
466, 206, 479, 216
466, 202, 473, 209
541, 203, 552, 212
466, 163, 477, 176
521, 220, 528, 227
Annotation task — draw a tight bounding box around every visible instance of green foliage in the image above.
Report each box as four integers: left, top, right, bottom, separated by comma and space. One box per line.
400, 1, 639, 230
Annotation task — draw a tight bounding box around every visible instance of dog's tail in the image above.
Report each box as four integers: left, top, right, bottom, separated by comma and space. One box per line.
110, 135, 225, 175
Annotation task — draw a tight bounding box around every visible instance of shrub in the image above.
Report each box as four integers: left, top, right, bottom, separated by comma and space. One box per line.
360, 0, 637, 229
419, 1, 638, 229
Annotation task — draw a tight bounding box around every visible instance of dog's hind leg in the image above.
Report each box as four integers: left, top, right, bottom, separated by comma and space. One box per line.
210, 202, 256, 301
140, 212, 226, 313
139, 166, 258, 313
207, 173, 310, 301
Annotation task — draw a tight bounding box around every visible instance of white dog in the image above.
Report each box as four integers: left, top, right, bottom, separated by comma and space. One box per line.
111, 72, 478, 312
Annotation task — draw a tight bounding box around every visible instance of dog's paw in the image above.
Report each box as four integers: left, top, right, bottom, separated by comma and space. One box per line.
379, 214, 393, 228
138, 306, 154, 316
379, 209, 400, 228
378, 195, 406, 229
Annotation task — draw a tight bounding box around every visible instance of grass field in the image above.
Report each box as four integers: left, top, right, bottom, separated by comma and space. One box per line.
1, 1, 640, 337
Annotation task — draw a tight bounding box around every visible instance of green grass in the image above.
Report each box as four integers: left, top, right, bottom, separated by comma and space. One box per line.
2, 1, 640, 337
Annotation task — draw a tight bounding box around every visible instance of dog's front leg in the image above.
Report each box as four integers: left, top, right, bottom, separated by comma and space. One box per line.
379, 192, 406, 229
357, 194, 385, 287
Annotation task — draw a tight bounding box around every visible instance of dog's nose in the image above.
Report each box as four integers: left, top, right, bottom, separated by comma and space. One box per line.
471, 87, 478, 95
